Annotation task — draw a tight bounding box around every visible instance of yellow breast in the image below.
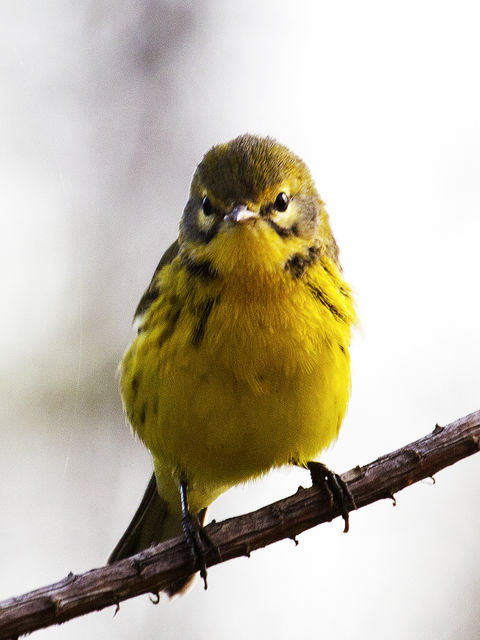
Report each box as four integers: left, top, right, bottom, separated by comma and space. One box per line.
120, 239, 354, 512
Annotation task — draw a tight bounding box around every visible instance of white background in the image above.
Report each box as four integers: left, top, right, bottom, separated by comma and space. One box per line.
1, 1, 479, 638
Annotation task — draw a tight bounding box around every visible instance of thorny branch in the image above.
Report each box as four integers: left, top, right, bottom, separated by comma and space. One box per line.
0, 409, 479, 639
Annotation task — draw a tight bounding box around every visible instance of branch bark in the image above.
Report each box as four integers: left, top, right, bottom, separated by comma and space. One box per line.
1, 409, 479, 639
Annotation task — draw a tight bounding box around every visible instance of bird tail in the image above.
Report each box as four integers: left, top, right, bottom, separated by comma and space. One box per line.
108, 473, 206, 596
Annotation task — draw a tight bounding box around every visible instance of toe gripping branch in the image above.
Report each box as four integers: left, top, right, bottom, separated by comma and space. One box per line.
180, 480, 217, 590
307, 461, 357, 533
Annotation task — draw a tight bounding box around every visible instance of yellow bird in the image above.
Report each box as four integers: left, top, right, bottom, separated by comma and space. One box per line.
108, 134, 356, 595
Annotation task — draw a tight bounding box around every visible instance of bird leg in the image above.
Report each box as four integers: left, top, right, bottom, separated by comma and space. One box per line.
179, 479, 216, 590
304, 461, 356, 533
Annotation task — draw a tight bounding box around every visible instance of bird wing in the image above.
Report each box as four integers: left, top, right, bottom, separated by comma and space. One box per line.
133, 239, 180, 322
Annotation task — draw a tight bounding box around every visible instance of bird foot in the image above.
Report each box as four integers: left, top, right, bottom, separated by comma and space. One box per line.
181, 510, 217, 589
307, 461, 356, 533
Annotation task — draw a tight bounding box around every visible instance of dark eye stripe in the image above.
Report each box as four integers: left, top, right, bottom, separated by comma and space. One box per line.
191, 208, 222, 243
190, 223, 221, 244
265, 218, 303, 238
266, 219, 293, 237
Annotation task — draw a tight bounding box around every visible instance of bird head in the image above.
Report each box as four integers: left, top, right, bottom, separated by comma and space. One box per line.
180, 134, 339, 276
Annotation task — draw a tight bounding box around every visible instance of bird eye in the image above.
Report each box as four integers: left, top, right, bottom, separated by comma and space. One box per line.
202, 196, 214, 216
274, 192, 289, 212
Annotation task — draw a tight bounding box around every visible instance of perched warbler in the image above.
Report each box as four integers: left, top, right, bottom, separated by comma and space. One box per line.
108, 134, 356, 595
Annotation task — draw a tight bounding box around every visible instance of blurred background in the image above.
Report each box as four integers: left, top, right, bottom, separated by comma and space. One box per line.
1, 1, 479, 638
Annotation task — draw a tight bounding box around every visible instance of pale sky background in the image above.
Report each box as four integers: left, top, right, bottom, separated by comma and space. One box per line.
1, 1, 479, 639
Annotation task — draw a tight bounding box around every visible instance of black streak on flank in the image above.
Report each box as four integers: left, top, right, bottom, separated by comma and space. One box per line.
183, 256, 220, 282
192, 297, 217, 347
260, 200, 301, 239
322, 262, 351, 300
139, 403, 147, 426
307, 284, 346, 322
131, 373, 140, 396
157, 306, 182, 348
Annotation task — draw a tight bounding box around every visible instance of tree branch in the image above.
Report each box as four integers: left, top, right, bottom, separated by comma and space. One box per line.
1, 410, 479, 639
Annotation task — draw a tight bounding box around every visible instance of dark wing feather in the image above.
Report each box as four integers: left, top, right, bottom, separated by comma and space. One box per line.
108, 472, 208, 597
134, 239, 180, 321
107, 474, 168, 564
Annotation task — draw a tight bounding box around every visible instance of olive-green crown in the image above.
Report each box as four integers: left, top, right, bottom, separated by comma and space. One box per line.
192, 134, 316, 204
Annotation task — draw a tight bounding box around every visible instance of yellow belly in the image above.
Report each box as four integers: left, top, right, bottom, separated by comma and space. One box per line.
121, 259, 352, 514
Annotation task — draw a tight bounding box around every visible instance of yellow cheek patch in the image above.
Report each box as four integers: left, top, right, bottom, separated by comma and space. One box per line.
197, 208, 217, 232
270, 199, 298, 230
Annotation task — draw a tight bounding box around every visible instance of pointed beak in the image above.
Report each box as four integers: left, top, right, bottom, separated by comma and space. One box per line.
224, 205, 259, 224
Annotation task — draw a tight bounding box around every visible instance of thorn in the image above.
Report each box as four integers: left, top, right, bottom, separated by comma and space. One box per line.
433, 423, 444, 433
290, 536, 299, 546
421, 476, 436, 485
149, 592, 160, 605
389, 493, 397, 507
58, 571, 76, 588
113, 600, 120, 617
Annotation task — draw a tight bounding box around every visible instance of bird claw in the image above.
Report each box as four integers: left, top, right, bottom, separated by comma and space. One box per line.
180, 480, 218, 590
307, 461, 356, 533
181, 510, 216, 589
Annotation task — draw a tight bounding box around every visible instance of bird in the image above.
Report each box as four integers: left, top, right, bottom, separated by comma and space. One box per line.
108, 134, 356, 595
